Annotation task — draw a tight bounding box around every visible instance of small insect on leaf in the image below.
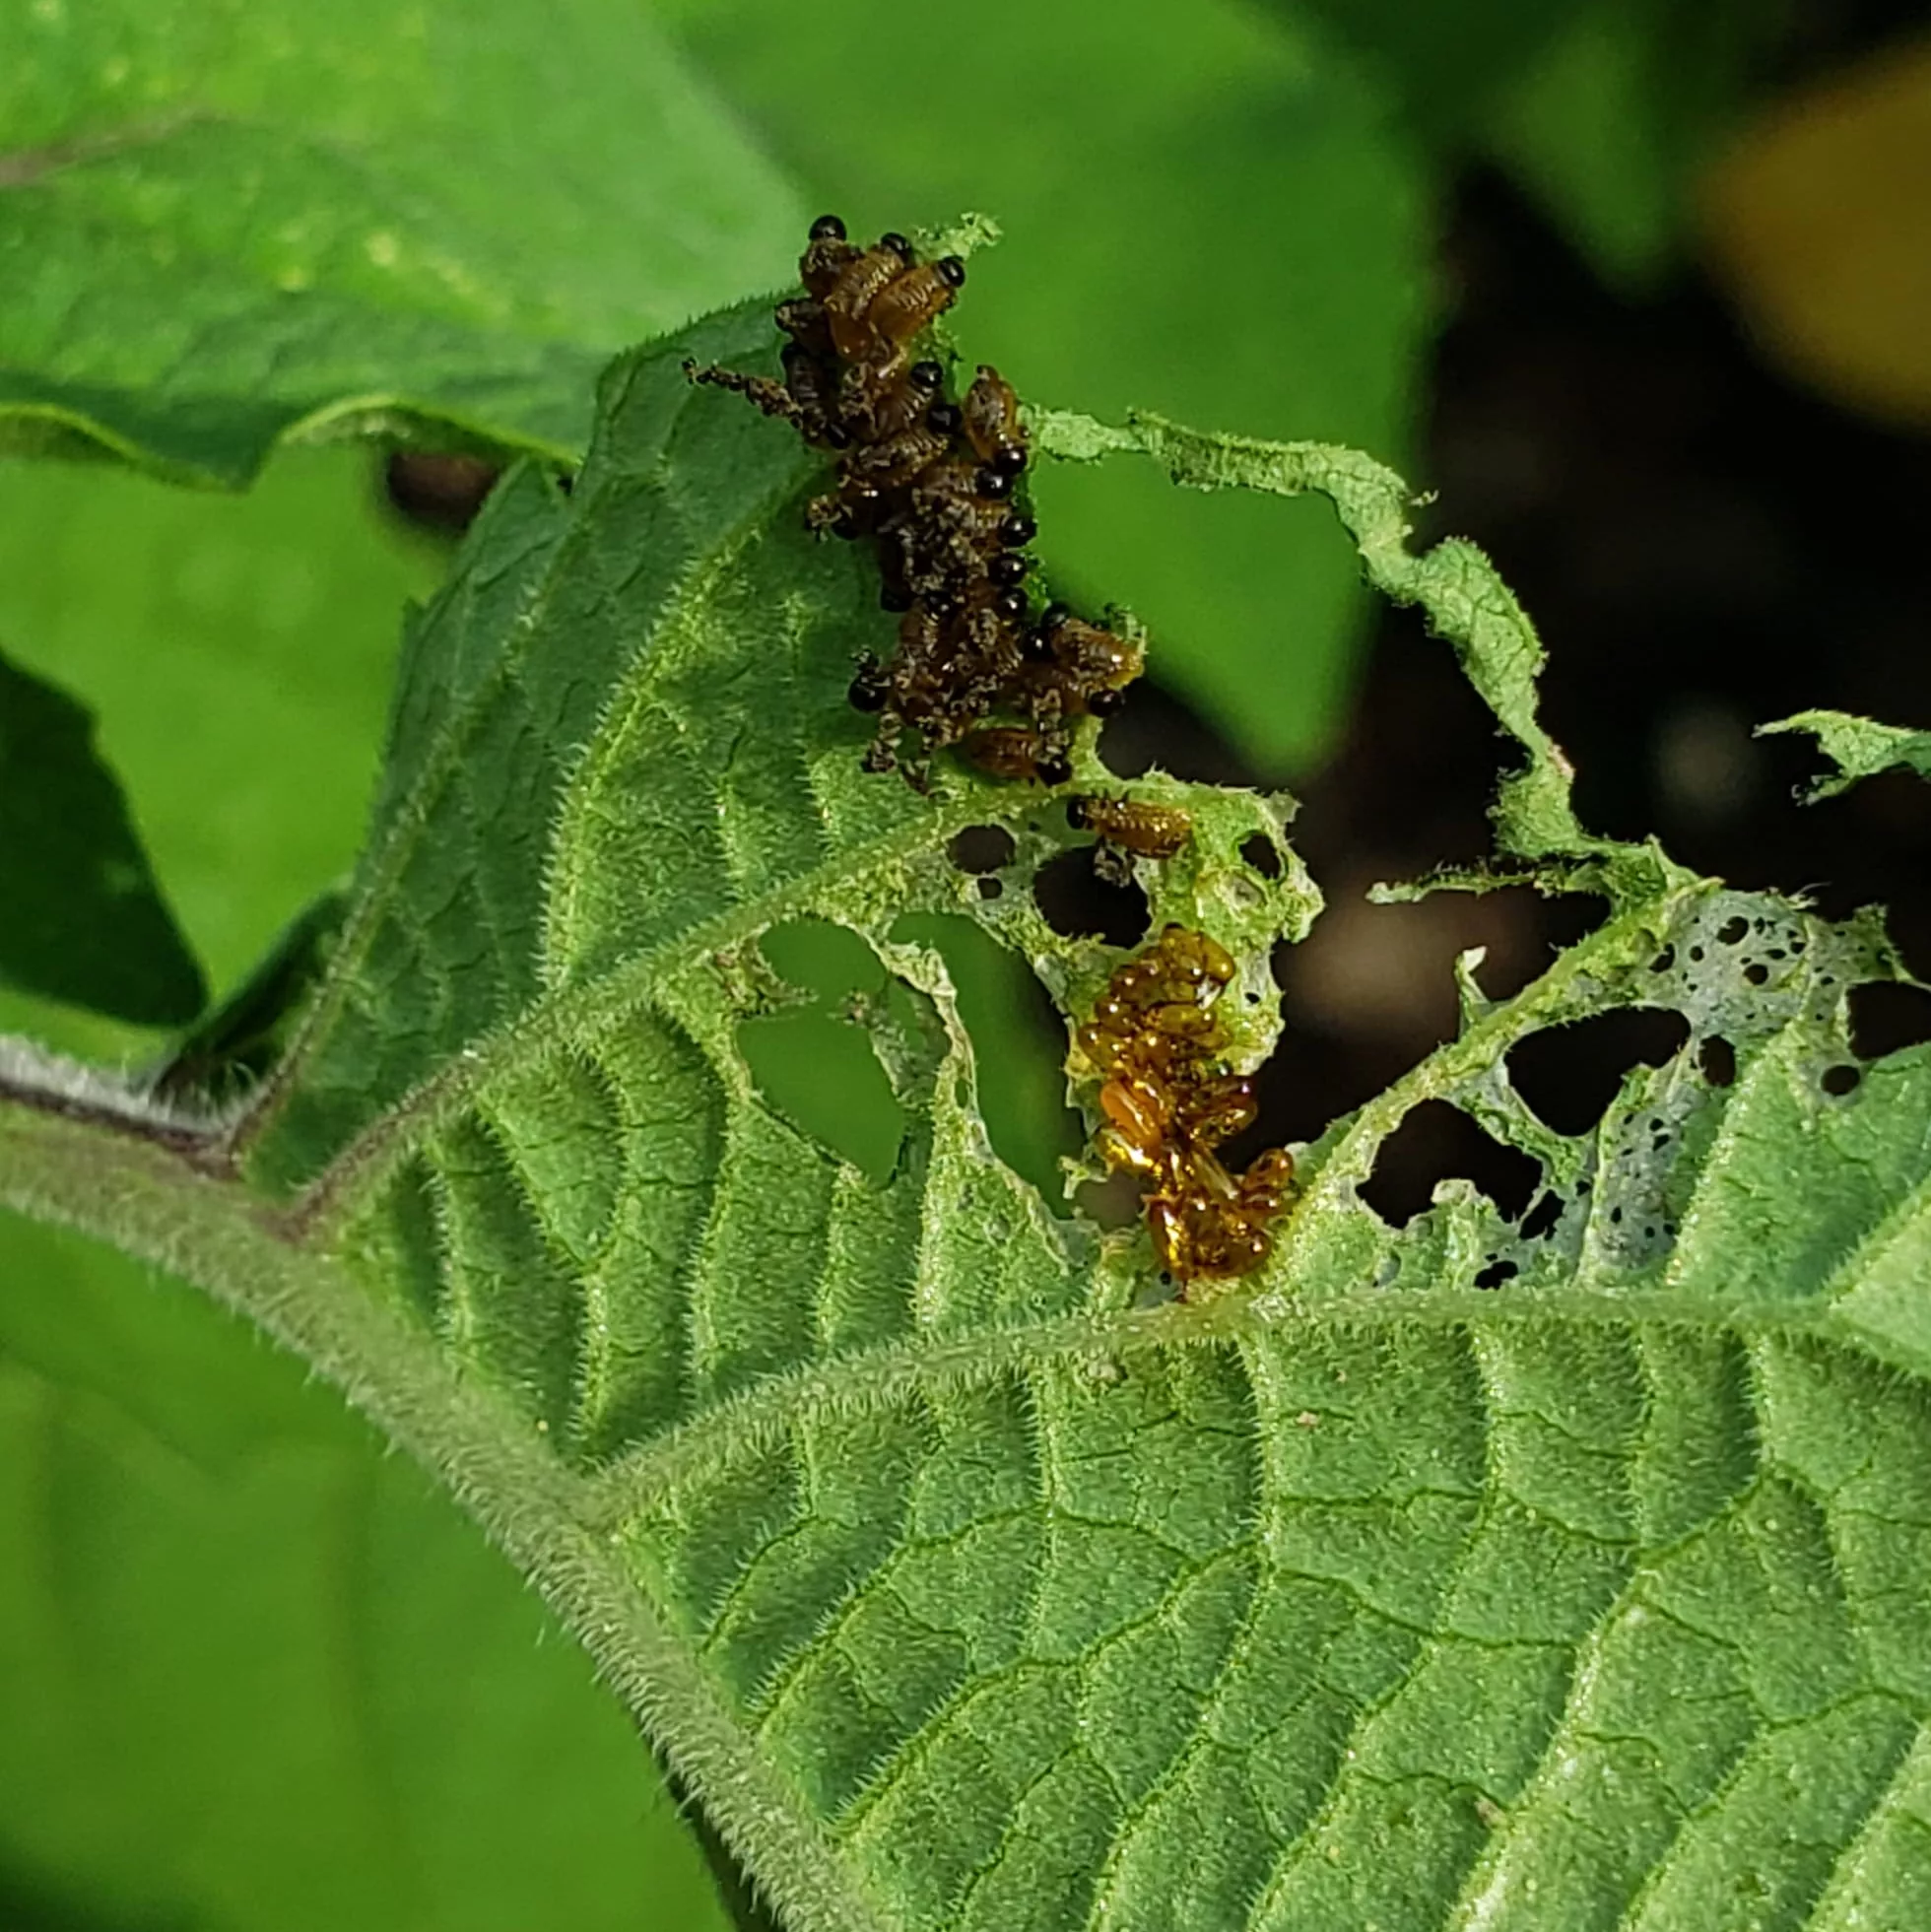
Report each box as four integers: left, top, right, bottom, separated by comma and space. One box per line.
1067, 794, 1193, 860
1074, 924, 1294, 1290
688, 221, 1148, 785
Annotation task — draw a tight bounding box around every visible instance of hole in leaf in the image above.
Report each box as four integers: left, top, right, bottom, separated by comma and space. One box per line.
1032, 846, 1149, 947
1519, 1190, 1564, 1240
1698, 1034, 1737, 1086
1848, 981, 1931, 1061
1257, 891, 1600, 1164
1469, 893, 1609, 1002
1742, 962, 1768, 985
1240, 833, 1283, 879
1822, 1064, 1861, 1097
1474, 1258, 1517, 1289
385, 451, 501, 534
889, 911, 1083, 1201
1506, 1007, 1691, 1136
1359, 1099, 1541, 1229
949, 824, 1015, 874
1651, 946, 1676, 972
1090, 672, 1260, 785
1281, 883, 1601, 1065
1075, 1170, 1140, 1229
975, 876, 1002, 900
1716, 915, 1750, 945
740, 921, 903, 1183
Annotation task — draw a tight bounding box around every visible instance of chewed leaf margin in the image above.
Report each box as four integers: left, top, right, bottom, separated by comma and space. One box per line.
1762, 708, 1931, 802
1032, 404, 1688, 904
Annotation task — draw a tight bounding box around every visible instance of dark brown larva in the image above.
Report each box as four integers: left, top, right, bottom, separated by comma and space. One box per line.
686, 217, 1148, 786
959, 726, 1073, 787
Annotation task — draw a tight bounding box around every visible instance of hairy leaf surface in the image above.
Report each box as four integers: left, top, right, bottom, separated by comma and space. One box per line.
0, 1216, 729, 1932
1764, 708, 1931, 800
5, 313, 1931, 1932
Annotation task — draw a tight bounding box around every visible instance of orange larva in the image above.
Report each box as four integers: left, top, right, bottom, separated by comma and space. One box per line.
1075, 926, 1293, 1292
1066, 796, 1192, 860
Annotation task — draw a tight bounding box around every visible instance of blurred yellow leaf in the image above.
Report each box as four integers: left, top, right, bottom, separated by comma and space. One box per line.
1703, 33, 1931, 427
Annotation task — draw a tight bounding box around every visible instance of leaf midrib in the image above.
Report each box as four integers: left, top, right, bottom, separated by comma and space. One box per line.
0, 1099, 898, 1932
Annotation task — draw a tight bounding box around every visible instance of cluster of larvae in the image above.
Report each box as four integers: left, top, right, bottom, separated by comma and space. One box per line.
687, 216, 1142, 787
1075, 925, 1295, 1287
689, 219, 1293, 1286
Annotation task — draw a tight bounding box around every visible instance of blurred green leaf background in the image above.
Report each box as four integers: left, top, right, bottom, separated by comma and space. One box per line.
7, 0, 1915, 1923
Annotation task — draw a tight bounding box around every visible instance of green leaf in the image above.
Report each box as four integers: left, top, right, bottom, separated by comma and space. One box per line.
7, 320, 1931, 1932
1286, 0, 1788, 290
0, 0, 804, 485
0, 1214, 731, 1932
148, 884, 347, 1105
1478, 0, 1787, 288
1282, 0, 1596, 135
0, 443, 451, 1077
1762, 707, 1931, 801
659, 0, 1431, 770
0, 441, 731, 1926
0, 644, 203, 1024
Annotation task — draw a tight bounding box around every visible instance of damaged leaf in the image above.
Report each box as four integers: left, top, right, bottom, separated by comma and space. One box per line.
3, 312, 1930, 1932
1762, 707, 1931, 801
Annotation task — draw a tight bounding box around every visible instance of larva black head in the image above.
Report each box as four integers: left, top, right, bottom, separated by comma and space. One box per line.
989, 552, 1028, 587
990, 444, 1028, 479
910, 359, 945, 391
937, 255, 966, 289
880, 231, 914, 260
1087, 687, 1125, 717
975, 466, 1014, 500
848, 656, 888, 710
994, 588, 1030, 622
927, 401, 963, 436
1022, 628, 1056, 663
999, 511, 1037, 548
1066, 797, 1095, 831
1038, 601, 1072, 634
1039, 750, 1073, 787
810, 214, 847, 241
